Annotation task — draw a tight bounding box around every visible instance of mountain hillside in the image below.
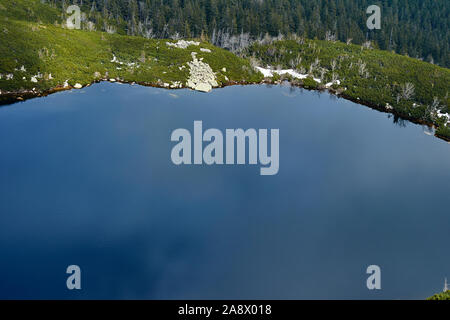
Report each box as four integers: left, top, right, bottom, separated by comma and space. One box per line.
37, 0, 450, 67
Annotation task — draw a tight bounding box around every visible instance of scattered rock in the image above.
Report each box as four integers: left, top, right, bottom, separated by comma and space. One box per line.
186, 53, 218, 93
74, 83, 82, 89
30, 76, 38, 83
170, 81, 183, 88
200, 48, 211, 53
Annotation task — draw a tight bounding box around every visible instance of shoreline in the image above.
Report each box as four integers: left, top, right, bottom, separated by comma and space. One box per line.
1, 78, 449, 143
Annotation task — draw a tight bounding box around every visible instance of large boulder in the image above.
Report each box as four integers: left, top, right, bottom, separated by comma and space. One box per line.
194, 83, 212, 93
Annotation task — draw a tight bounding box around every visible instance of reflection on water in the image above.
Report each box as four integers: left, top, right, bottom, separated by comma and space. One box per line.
0, 82, 449, 299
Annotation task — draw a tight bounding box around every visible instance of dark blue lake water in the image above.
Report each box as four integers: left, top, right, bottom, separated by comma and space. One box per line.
0, 82, 449, 299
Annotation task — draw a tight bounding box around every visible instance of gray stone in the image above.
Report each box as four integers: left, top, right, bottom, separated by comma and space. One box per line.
194, 83, 212, 92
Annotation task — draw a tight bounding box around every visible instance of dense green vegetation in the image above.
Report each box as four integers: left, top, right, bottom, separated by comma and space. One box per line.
0, 0, 261, 97
41, 0, 450, 67
0, 0, 60, 23
427, 290, 450, 300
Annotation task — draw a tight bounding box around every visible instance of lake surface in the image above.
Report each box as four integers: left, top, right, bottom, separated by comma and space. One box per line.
0, 82, 449, 299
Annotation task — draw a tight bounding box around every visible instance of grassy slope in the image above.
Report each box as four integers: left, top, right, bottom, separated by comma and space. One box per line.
0, 0, 60, 23
0, 0, 261, 99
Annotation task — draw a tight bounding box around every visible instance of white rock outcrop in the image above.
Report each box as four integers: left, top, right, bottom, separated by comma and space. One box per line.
74, 83, 82, 89
166, 40, 200, 49
186, 52, 218, 93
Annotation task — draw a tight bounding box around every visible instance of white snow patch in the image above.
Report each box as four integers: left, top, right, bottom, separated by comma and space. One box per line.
437, 110, 450, 125
325, 80, 340, 87
255, 67, 273, 77
255, 66, 322, 83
